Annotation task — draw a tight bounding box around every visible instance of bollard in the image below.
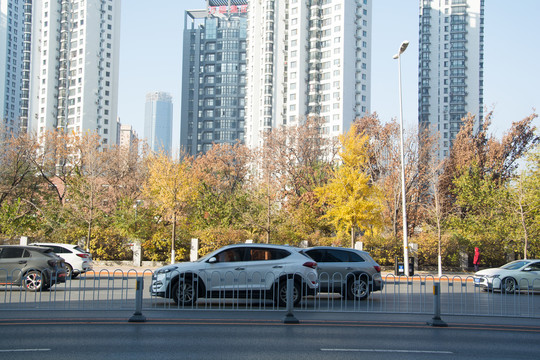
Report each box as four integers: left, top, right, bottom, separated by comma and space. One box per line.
427, 282, 447, 327
282, 275, 299, 324
129, 277, 147, 323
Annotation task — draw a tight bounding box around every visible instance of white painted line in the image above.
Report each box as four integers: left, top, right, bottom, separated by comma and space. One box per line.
321, 348, 453, 354
0, 349, 51, 353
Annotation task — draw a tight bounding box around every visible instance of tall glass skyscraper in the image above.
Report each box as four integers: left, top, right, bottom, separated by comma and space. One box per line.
145, 91, 173, 155
180, 2, 248, 156
418, 0, 484, 160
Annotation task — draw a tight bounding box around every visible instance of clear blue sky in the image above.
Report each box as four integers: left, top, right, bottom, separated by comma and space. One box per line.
118, 1, 539, 151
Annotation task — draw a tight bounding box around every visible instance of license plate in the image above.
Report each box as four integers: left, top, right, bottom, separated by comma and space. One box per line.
474, 278, 481, 284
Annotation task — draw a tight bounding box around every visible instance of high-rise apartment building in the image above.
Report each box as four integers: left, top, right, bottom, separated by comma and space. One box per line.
144, 91, 173, 155
180, 2, 248, 156
118, 122, 137, 150
418, 0, 484, 160
28, 0, 121, 146
245, 0, 372, 149
0, 0, 32, 133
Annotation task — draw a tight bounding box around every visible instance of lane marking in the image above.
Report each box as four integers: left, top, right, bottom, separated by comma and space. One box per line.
0, 349, 51, 353
322, 348, 453, 354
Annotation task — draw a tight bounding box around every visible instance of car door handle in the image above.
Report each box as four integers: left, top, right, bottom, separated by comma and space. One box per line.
346, 267, 354, 271
272, 266, 283, 269
18, 260, 27, 264
235, 267, 245, 271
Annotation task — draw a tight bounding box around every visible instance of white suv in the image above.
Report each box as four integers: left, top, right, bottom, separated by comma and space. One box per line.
30, 243, 93, 278
150, 244, 318, 306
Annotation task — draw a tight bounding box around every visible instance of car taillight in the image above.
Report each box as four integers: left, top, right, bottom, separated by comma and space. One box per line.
303, 261, 318, 269
374, 265, 381, 273
77, 253, 90, 258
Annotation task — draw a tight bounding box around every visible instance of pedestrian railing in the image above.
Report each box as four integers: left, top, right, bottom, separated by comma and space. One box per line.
0, 268, 538, 319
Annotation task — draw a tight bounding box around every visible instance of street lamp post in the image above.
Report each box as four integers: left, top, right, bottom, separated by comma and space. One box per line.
393, 40, 409, 276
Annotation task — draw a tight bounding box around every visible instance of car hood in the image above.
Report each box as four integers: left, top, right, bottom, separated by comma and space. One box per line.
475, 268, 503, 276
155, 261, 200, 274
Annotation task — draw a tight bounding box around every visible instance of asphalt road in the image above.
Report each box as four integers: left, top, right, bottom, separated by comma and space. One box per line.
0, 311, 539, 360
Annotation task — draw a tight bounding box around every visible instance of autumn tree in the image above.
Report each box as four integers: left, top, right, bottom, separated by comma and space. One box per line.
142, 153, 197, 263
315, 125, 383, 248
254, 117, 337, 243
354, 114, 430, 249
64, 132, 110, 251
0, 130, 40, 237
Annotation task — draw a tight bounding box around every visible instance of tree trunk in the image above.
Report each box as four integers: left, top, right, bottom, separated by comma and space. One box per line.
171, 212, 176, 264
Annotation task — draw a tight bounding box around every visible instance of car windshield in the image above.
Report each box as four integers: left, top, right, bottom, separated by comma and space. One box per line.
501, 261, 530, 270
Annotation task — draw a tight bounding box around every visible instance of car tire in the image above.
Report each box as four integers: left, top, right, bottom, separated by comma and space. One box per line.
65, 264, 73, 279
172, 278, 197, 306
501, 277, 517, 294
23, 270, 46, 292
276, 279, 301, 307
347, 274, 369, 300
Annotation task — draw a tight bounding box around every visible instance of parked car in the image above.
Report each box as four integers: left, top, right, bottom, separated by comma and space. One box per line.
30, 243, 93, 278
150, 244, 319, 306
473, 259, 540, 293
302, 246, 383, 300
0, 245, 66, 291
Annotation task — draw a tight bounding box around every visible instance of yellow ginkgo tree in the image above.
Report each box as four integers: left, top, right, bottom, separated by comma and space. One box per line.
315, 125, 383, 248
143, 153, 198, 264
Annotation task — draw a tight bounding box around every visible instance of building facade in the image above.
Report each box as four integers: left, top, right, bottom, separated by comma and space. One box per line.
0, 0, 32, 133
28, 0, 121, 146
117, 122, 137, 150
144, 91, 173, 155
180, 2, 248, 156
245, 0, 372, 149
418, 0, 484, 160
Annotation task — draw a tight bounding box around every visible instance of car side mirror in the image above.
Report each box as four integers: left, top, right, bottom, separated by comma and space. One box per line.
207, 257, 217, 264
522, 267, 532, 272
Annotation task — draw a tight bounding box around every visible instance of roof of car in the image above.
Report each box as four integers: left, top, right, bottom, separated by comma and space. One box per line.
30, 242, 77, 248
305, 246, 369, 254
0, 245, 55, 252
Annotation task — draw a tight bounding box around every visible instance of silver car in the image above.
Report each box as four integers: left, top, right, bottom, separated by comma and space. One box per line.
303, 246, 383, 300
150, 244, 319, 306
474, 259, 540, 293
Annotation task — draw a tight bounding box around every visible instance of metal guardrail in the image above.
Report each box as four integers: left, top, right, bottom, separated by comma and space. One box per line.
0, 269, 538, 319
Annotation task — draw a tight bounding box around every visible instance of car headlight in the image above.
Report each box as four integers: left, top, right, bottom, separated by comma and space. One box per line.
155, 267, 177, 275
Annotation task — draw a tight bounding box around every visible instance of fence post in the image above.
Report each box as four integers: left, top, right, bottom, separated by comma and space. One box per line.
427, 282, 447, 327
282, 275, 299, 324
129, 277, 146, 323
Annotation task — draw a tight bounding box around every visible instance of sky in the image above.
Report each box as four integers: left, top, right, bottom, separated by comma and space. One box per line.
117, 1, 539, 152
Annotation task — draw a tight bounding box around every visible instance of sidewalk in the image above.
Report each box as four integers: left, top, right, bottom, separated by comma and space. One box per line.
89, 262, 474, 280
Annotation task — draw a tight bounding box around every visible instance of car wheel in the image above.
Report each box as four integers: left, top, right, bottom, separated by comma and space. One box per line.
276, 279, 301, 307
347, 275, 369, 300
23, 270, 45, 292
65, 264, 73, 279
172, 278, 197, 306
501, 277, 517, 294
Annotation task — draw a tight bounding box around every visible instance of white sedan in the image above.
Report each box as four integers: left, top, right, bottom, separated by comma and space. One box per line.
473, 260, 540, 293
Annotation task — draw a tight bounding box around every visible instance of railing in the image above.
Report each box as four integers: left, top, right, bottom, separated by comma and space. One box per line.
0, 269, 538, 319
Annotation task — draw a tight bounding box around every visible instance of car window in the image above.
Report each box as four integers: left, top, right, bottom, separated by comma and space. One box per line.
528, 262, 540, 271
324, 249, 350, 262
215, 248, 244, 262
74, 246, 86, 253
501, 261, 529, 270
248, 248, 290, 261
0, 247, 25, 259
348, 252, 365, 262
305, 250, 324, 262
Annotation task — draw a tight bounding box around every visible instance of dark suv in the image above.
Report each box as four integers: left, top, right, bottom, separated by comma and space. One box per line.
0, 245, 67, 291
